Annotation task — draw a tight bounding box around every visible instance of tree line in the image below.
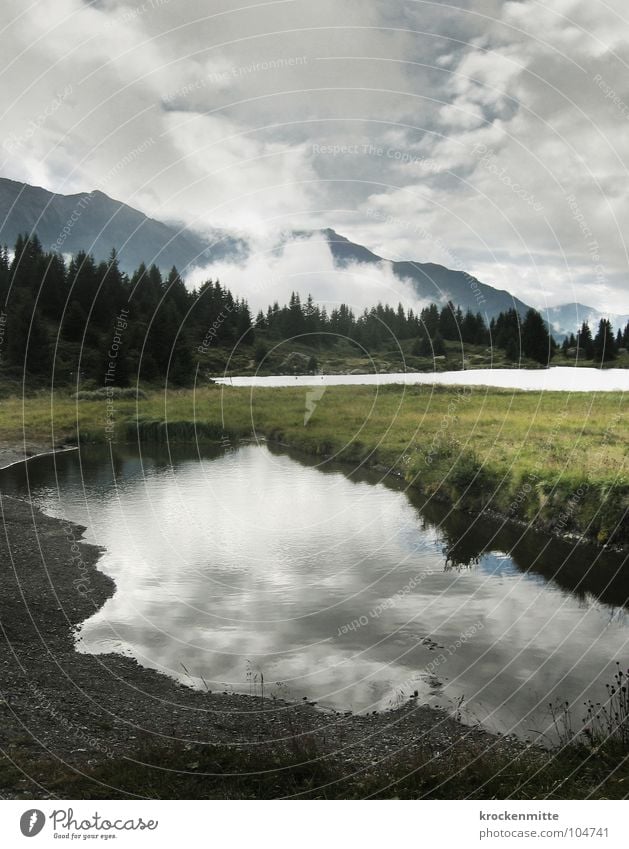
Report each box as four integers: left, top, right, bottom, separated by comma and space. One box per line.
561, 319, 628, 362
0, 235, 625, 385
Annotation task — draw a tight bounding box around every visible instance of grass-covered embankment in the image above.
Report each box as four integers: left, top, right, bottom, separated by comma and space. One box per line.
2, 382, 627, 547
182, 384, 629, 545
2, 386, 629, 799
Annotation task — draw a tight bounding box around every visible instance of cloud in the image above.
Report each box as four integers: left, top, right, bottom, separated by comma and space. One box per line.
1, 0, 628, 311
185, 232, 431, 314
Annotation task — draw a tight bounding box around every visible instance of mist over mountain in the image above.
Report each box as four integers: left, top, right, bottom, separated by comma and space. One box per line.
545, 303, 629, 340
2, 176, 623, 337
319, 230, 531, 321
0, 177, 247, 273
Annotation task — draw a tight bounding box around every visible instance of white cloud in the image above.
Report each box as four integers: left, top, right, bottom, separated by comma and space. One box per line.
1, 0, 628, 311
185, 232, 431, 314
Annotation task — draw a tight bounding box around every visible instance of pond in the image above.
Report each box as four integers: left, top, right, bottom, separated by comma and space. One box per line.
214, 366, 629, 392
2, 443, 628, 742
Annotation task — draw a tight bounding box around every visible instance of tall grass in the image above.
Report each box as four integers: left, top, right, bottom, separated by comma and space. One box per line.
549, 663, 629, 752
583, 663, 629, 750
3, 728, 629, 799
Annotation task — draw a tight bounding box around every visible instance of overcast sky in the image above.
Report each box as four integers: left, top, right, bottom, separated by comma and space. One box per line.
1, 0, 628, 312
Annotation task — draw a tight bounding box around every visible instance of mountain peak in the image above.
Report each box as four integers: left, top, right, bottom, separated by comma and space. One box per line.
2, 175, 614, 335
320, 228, 383, 266
0, 176, 243, 272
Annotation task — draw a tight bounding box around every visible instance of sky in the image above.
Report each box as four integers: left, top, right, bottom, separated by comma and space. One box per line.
1, 0, 629, 312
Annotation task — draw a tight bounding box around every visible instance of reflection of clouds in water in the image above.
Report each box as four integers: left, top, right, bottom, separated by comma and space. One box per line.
8, 444, 629, 737
87, 446, 438, 596
83, 612, 433, 713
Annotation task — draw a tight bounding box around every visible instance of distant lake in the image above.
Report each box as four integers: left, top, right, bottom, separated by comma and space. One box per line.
3, 443, 629, 743
215, 366, 629, 392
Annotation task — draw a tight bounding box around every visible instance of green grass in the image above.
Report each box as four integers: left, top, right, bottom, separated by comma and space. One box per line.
2, 382, 628, 545
2, 382, 628, 798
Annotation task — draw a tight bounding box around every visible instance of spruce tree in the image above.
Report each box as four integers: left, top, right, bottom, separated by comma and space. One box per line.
593, 318, 617, 362
521, 308, 553, 365
576, 321, 594, 359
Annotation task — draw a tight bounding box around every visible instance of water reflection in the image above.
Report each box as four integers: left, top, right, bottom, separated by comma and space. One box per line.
1, 442, 628, 741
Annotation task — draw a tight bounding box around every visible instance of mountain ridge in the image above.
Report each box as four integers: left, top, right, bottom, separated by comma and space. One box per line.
0, 176, 247, 273
1, 176, 621, 335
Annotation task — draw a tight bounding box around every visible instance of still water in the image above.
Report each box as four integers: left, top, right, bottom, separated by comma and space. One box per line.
215, 366, 629, 392
2, 443, 629, 741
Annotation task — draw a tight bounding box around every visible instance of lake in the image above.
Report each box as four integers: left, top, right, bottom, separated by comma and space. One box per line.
3, 443, 628, 742
214, 366, 629, 392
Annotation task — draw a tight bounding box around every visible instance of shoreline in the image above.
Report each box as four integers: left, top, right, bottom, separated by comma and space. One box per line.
7, 431, 622, 555
2, 441, 629, 798
0, 444, 78, 471
3, 383, 626, 550
0, 449, 531, 800
260, 435, 629, 554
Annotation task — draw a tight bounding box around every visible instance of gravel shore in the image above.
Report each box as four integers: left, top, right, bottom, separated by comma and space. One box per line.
0, 447, 529, 798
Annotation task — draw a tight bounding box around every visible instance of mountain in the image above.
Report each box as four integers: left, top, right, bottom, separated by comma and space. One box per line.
0, 177, 246, 273
0, 177, 539, 320
5, 176, 622, 336
321, 229, 532, 319
544, 302, 629, 338
319, 231, 629, 336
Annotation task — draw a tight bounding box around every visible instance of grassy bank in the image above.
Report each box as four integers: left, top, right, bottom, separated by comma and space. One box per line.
2, 383, 628, 546
2, 387, 629, 799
